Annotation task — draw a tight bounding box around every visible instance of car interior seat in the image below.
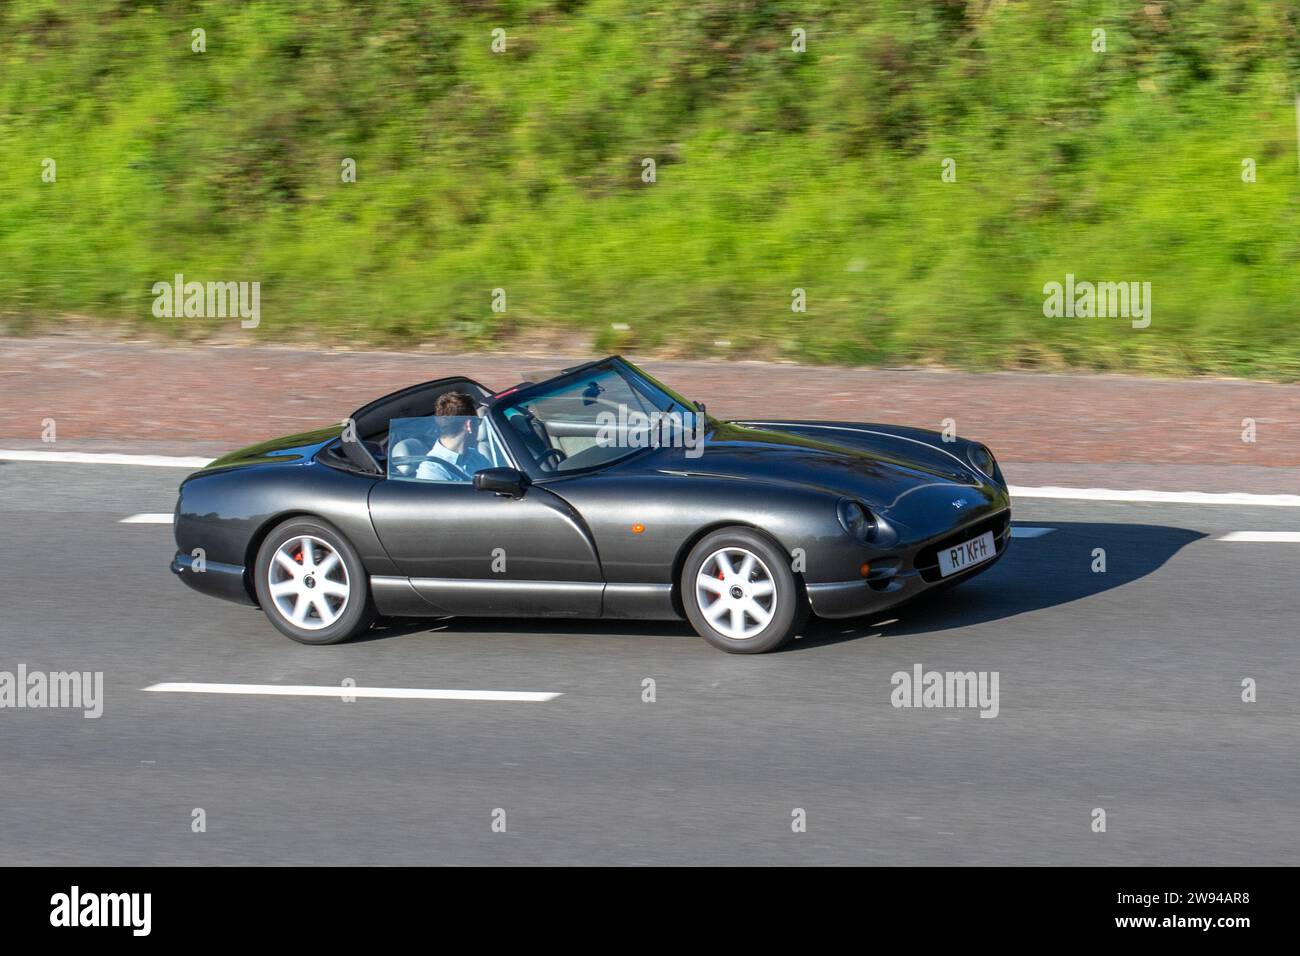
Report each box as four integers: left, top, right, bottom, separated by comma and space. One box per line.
389, 437, 427, 477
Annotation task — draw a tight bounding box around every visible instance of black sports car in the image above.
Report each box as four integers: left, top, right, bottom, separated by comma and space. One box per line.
171, 356, 1010, 653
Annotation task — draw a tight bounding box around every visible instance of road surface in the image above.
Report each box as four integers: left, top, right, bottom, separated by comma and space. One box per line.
0, 459, 1295, 865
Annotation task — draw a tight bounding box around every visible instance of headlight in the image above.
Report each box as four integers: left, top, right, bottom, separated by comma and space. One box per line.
837, 499, 876, 542
966, 443, 995, 478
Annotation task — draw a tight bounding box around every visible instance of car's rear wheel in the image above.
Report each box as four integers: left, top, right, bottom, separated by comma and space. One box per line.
253, 517, 375, 645
681, 527, 806, 654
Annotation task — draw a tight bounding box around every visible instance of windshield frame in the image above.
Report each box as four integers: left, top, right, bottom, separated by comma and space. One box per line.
486, 357, 704, 481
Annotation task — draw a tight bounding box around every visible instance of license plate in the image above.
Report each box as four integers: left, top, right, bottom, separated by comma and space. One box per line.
937, 530, 996, 578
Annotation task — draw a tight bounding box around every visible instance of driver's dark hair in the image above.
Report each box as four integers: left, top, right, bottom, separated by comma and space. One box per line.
434, 391, 476, 437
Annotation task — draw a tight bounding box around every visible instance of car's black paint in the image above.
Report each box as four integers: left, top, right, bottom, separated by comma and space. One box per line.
172, 436, 394, 606
368, 477, 603, 584
172, 358, 1010, 630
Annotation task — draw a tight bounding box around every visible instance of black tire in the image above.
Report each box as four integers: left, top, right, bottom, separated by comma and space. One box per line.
680, 527, 807, 654
253, 517, 376, 645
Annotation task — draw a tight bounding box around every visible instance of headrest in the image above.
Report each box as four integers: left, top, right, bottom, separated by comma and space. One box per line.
390, 437, 427, 477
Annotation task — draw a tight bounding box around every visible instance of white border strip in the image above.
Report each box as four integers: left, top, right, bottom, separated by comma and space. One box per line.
6, 447, 1299, 507
0, 449, 210, 468
1217, 531, 1300, 542
121, 513, 173, 524
1009, 485, 1300, 508
143, 682, 561, 702
1010, 526, 1056, 538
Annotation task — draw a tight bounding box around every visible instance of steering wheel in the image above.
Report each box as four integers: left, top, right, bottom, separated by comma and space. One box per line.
537, 448, 567, 472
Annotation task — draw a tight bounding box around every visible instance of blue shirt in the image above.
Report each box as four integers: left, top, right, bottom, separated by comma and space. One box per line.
416, 439, 492, 482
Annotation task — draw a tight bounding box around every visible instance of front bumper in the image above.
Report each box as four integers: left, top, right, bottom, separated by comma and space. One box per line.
170, 550, 256, 606
806, 510, 1011, 619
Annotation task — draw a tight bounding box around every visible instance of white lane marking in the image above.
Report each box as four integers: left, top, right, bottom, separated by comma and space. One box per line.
6, 446, 1298, 508
1217, 531, 1300, 542
143, 682, 561, 702
0, 449, 210, 468
120, 513, 173, 524
1009, 485, 1300, 507
1010, 526, 1056, 538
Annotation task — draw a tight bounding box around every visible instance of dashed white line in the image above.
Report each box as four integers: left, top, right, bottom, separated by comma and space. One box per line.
1216, 531, 1300, 543
1009, 485, 1300, 507
143, 682, 561, 702
0, 449, 210, 468
1010, 526, 1056, 538
8, 447, 1299, 508
120, 513, 173, 524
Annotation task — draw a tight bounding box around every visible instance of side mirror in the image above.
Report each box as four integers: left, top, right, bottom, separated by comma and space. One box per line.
473, 467, 530, 499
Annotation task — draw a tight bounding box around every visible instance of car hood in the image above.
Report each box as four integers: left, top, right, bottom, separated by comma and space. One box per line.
649, 420, 1005, 534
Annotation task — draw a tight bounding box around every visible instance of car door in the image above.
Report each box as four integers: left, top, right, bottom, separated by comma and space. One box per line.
367, 416, 604, 617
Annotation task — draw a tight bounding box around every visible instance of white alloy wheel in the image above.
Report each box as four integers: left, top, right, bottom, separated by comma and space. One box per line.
266, 534, 351, 630
694, 546, 778, 640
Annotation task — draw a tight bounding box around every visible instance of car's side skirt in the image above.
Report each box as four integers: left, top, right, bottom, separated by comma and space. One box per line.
369, 576, 678, 621
602, 583, 678, 620
369, 576, 439, 617
373, 576, 603, 618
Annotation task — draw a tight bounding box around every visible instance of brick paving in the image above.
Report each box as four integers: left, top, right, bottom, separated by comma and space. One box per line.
2, 335, 1296, 493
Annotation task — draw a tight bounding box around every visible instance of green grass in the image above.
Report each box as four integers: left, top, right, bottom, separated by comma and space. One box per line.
2, 0, 1299, 378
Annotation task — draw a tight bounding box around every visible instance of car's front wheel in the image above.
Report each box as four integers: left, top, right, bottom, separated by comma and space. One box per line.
681, 527, 806, 654
253, 517, 375, 645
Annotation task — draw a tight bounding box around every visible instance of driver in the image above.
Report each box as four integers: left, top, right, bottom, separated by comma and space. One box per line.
416, 391, 493, 482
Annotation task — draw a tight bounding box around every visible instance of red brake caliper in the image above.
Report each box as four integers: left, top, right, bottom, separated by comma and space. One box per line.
707, 567, 724, 605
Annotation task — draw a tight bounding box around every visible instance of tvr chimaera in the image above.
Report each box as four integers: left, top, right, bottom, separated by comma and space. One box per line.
171, 356, 1010, 653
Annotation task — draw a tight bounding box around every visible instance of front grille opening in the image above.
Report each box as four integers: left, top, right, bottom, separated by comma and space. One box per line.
915, 511, 1011, 583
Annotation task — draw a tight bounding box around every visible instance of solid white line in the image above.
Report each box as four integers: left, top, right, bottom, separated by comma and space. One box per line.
143, 682, 561, 702
1009, 485, 1300, 507
1217, 531, 1300, 543
120, 513, 173, 524
1010, 526, 1056, 538
0, 449, 210, 468
5, 446, 1298, 508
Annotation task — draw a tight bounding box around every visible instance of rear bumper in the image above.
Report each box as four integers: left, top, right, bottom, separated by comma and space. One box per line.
170, 550, 256, 606
806, 512, 1011, 619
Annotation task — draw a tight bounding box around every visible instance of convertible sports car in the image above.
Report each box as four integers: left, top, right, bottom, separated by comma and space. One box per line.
171, 356, 1010, 653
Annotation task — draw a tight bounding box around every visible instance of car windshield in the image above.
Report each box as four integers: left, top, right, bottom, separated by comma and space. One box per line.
386, 415, 509, 483
495, 362, 705, 473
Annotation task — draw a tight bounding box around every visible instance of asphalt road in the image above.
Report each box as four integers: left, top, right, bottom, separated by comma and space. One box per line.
1, 460, 1296, 865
